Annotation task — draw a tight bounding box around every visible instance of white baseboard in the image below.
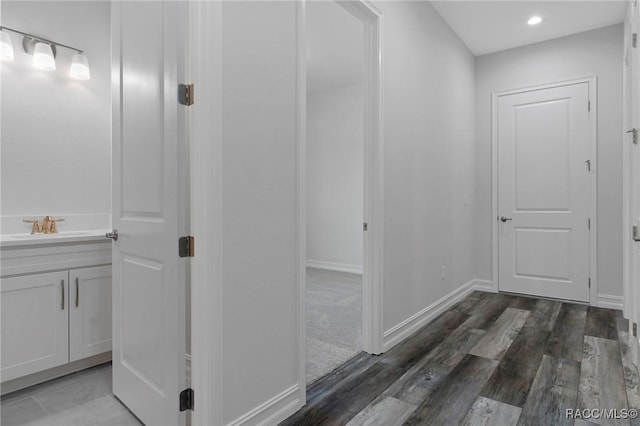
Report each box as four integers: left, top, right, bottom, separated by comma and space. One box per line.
595, 293, 624, 310
382, 280, 475, 352
226, 385, 301, 426
1, 351, 112, 395
472, 279, 495, 292
306, 260, 363, 274
471, 279, 622, 311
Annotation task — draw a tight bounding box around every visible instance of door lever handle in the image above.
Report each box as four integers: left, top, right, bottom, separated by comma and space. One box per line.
500, 216, 513, 223
633, 226, 640, 242
628, 128, 638, 144
105, 229, 118, 241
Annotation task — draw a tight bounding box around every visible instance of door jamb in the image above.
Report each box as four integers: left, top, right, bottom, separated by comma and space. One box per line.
295, 0, 384, 401
491, 77, 598, 304
623, 4, 634, 320
190, 2, 224, 426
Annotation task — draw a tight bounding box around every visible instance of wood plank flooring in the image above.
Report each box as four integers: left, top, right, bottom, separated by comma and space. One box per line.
282, 291, 638, 426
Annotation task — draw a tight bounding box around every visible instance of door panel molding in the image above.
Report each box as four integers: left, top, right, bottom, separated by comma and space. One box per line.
491, 77, 597, 304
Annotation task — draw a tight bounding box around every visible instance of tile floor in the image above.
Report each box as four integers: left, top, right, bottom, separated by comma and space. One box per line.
1, 363, 142, 426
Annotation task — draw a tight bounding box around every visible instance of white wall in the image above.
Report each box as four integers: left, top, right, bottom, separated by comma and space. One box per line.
1, 1, 111, 233
475, 25, 624, 298
212, 1, 478, 423
220, 2, 299, 424
306, 0, 362, 93
306, 83, 363, 272
376, 1, 477, 333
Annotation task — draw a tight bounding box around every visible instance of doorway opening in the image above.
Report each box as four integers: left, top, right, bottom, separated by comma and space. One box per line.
300, 0, 383, 389
304, 0, 365, 385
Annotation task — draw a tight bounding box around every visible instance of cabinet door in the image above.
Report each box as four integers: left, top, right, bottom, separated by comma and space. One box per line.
69, 266, 112, 362
1, 271, 69, 382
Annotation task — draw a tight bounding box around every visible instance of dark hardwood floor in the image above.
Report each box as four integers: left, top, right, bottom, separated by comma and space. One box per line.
281, 291, 639, 425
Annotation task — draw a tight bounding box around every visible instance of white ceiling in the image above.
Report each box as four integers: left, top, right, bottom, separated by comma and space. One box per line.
306, 1, 363, 92
430, 1, 629, 56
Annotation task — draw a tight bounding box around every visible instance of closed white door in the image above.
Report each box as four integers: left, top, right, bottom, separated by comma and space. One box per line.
1, 271, 69, 381
69, 266, 112, 362
497, 82, 592, 302
111, 2, 187, 425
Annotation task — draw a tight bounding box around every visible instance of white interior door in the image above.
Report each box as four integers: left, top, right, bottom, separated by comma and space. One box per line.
497, 82, 592, 302
111, 2, 187, 425
627, 0, 640, 365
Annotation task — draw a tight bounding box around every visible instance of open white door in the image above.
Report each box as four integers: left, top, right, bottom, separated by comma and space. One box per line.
626, 0, 640, 366
111, 2, 188, 425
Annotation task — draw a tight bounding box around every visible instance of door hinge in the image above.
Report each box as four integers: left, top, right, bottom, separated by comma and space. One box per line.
179, 388, 194, 412
588, 100, 591, 111
634, 33, 638, 48
179, 236, 195, 258
634, 322, 638, 337
588, 277, 591, 288
588, 218, 591, 230
363, 222, 368, 231
178, 83, 194, 106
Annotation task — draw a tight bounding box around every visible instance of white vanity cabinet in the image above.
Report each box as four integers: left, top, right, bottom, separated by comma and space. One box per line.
69, 265, 112, 362
1, 271, 70, 382
0, 237, 112, 388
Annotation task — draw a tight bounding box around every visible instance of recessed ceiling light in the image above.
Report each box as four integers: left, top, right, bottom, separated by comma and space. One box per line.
528, 16, 543, 26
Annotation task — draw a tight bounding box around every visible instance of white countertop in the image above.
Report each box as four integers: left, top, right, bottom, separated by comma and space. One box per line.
0, 230, 111, 248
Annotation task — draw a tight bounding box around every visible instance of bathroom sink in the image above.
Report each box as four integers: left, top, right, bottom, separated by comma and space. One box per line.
9, 231, 93, 239
0, 231, 112, 248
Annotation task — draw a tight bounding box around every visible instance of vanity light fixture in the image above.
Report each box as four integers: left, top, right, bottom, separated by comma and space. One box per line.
527, 16, 543, 26
0, 30, 14, 61
0, 26, 90, 80
70, 53, 90, 80
33, 42, 56, 70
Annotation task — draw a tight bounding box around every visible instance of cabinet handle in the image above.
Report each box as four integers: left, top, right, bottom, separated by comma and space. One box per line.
75, 277, 79, 308
61, 280, 65, 310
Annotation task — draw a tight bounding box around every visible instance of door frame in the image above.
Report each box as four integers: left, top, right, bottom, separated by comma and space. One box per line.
189, 2, 224, 425
491, 77, 598, 304
189, 2, 383, 423
623, 2, 634, 321
296, 0, 384, 398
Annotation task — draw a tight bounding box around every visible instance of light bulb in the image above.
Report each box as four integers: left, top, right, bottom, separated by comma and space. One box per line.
527, 16, 543, 26
0, 31, 14, 61
33, 42, 55, 70
70, 53, 90, 80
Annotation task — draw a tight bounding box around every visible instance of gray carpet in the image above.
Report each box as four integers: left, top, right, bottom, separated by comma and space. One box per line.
306, 267, 362, 384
